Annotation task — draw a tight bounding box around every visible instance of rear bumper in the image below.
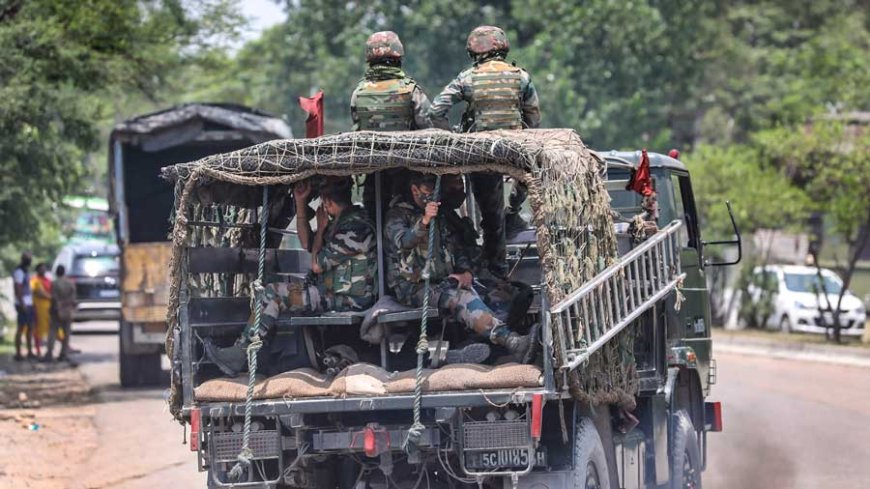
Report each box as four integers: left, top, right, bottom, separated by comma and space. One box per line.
190, 388, 556, 418
74, 301, 121, 321
790, 310, 866, 336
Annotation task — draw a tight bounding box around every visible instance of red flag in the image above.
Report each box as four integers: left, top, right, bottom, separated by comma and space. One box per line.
627, 149, 654, 197
298, 90, 324, 138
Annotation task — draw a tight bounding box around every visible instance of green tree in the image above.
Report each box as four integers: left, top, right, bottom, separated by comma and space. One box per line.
755, 120, 870, 342
683, 144, 811, 241
696, 2, 870, 144
0, 0, 242, 268
684, 143, 812, 329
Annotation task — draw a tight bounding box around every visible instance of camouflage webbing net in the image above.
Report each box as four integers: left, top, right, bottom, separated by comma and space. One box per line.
163, 129, 637, 419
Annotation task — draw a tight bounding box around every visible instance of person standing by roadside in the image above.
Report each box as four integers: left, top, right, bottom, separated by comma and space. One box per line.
44, 265, 76, 362
12, 252, 36, 360
31, 262, 52, 351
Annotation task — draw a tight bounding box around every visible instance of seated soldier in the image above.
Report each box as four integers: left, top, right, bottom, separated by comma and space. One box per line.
204, 178, 377, 376
384, 173, 533, 363
438, 174, 534, 329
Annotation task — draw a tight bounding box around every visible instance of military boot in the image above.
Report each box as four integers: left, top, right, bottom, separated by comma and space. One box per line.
445, 342, 491, 365
491, 327, 533, 363
203, 339, 247, 377
504, 211, 529, 240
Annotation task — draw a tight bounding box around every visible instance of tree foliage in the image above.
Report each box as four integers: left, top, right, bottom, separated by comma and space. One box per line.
3, 0, 870, 278
756, 120, 870, 338
0, 0, 242, 267
682, 144, 812, 241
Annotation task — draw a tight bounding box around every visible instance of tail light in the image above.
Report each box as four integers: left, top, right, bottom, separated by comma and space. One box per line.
189, 407, 201, 451
704, 402, 723, 432
531, 394, 544, 441
359, 424, 390, 458
363, 426, 377, 457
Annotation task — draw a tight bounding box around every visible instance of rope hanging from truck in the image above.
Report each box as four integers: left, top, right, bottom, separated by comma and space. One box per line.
404, 175, 442, 455
229, 185, 269, 481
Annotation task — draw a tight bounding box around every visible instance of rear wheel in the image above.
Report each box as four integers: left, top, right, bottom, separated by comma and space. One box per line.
119, 322, 162, 387
572, 418, 610, 489
779, 315, 793, 333
670, 410, 702, 489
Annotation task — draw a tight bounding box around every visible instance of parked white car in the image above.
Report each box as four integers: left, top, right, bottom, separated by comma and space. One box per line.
748, 265, 867, 336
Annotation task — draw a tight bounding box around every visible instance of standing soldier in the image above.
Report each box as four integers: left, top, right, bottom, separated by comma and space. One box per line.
428, 25, 540, 275
351, 31, 432, 218
351, 31, 430, 132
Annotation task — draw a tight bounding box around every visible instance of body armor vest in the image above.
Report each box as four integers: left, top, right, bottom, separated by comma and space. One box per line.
469, 60, 523, 131
355, 78, 416, 131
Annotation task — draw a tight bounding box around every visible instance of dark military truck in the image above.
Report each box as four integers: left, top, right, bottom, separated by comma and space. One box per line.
163, 130, 739, 488
109, 103, 292, 387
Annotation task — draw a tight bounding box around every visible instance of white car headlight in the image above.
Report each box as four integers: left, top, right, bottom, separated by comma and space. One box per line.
794, 301, 814, 310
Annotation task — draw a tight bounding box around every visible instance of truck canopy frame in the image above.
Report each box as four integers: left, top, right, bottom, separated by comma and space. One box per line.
162, 128, 641, 419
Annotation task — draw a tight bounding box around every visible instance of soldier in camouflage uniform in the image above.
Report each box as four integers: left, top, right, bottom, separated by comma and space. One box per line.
384, 173, 533, 361
205, 179, 377, 376
351, 31, 430, 131
428, 26, 541, 275
439, 175, 534, 327
352, 31, 432, 219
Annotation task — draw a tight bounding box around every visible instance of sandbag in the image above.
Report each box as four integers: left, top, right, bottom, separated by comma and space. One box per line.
195, 363, 544, 402
330, 363, 393, 397
194, 375, 268, 402
261, 368, 333, 399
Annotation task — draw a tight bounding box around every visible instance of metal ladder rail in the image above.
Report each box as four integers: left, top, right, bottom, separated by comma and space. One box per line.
550, 220, 686, 371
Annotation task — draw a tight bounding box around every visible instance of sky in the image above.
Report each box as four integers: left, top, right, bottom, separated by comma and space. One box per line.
238, 0, 287, 43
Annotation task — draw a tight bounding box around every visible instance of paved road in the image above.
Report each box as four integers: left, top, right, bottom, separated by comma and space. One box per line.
63, 324, 870, 488
705, 351, 870, 489
69, 320, 205, 488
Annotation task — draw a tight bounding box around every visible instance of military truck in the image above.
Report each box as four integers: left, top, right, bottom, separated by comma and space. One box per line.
109, 103, 292, 387
162, 130, 740, 488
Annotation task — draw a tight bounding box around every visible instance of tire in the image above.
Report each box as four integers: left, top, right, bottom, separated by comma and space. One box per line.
670, 410, 702, 489
572, 418, 611, 489
779, 315, 792, 334
119, 324, 162, 387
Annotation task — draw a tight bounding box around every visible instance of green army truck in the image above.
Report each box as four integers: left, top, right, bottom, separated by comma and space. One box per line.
109, 103, 291, 387
162, 130, 740, 488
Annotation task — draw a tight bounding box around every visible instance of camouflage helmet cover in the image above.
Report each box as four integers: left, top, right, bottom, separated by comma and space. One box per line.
365, 31, 404, 62
466, 25, 510, 55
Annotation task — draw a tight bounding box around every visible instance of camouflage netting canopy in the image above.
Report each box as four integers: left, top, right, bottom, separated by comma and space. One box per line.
165, 128, 637, 417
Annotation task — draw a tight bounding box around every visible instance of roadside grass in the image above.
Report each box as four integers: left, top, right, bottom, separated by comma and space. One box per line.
714, 323, 870, 349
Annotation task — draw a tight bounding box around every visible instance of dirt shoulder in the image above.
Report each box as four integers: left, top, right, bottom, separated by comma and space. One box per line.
0, 355, 98, 488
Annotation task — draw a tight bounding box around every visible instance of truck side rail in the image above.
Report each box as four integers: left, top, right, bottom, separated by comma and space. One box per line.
551, 220, 686, 371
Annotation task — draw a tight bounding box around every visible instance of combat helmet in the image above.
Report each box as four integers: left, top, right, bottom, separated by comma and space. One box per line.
466, 25, 510, 56
365, 31, 404, 63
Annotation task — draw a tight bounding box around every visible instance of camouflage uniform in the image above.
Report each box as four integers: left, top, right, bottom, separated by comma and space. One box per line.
384, 196, 510, 341
248, 206, 377, 337
427, 26, 540, 275
351, 31, 432, 218
204, 205, 378, 377
440, 206, 527, 322
427, 62, 540, 132
350, 73, 431, 132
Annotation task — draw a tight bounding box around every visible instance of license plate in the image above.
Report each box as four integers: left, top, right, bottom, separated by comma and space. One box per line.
465, 447, 547, 470
98, 289, 119, 298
